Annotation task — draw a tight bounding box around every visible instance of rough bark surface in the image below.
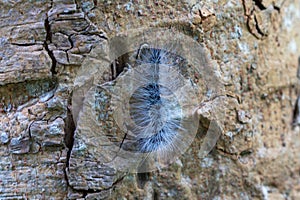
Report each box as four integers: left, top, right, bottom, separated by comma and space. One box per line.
0, 0, 299, 199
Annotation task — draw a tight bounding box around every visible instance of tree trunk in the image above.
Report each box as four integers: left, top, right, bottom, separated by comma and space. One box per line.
0, 0, 299, 199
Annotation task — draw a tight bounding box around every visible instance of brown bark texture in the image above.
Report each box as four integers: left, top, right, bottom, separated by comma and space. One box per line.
0, 0, 300, 199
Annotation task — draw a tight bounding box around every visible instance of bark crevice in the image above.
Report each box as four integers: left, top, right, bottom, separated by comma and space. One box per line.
44, 10, 57, 75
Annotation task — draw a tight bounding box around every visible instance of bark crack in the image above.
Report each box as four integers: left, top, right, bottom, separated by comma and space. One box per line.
63, 95, 76, 196
64, 98, 76, 168
10, 43, 37, 46
254, 14, 266, 37
253, 0, 266, 10
44, 8, 57, 75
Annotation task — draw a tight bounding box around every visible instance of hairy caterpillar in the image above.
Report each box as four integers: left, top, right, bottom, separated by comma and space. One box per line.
104, 42, 201, 172
72, 28, 225, 173
117, 46, 187, 154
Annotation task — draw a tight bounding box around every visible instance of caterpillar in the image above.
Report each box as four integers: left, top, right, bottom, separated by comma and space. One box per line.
104, 42, 201, 172
73, 28, 225, 173
121, 45, 185, 154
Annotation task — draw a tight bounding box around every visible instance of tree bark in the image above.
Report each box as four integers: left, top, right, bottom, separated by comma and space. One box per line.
0, 0, 299, 199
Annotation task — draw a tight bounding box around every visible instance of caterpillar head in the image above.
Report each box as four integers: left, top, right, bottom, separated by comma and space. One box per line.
72, 28, 226, 173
